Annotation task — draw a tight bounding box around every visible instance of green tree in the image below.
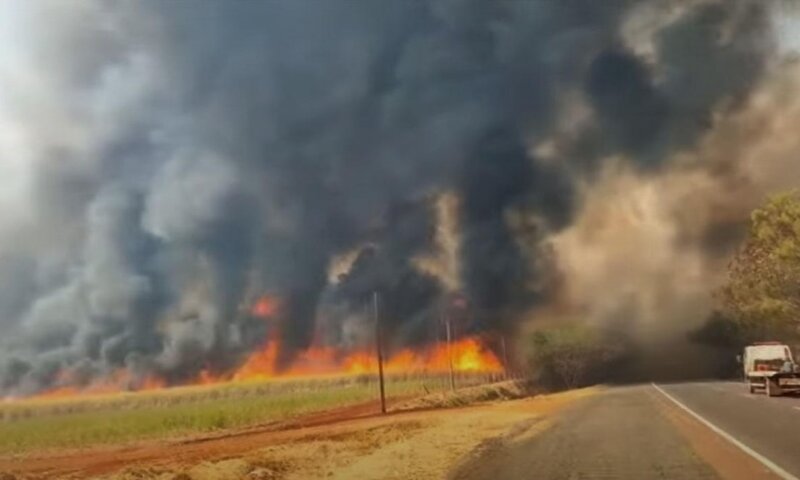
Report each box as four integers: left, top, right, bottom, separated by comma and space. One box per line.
527, 324, 624, 389
718, 192, 800, 340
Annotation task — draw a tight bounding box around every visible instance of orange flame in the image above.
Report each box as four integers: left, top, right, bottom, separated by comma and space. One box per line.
22, 336, 501, 400
226, 335, 502, 382
251, 295, 279, 317
27, 369, 166, 401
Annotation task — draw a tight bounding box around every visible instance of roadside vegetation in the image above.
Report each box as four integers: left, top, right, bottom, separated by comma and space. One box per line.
688, 191, 800, 374
525, 324, 627, 389
0, 372, 499, 454
716, 192, 800, 342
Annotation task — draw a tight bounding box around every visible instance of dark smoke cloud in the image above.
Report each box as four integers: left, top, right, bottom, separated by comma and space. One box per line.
330, 199, 442, 349
586, 49, 669, 158
0, 0, 782, 394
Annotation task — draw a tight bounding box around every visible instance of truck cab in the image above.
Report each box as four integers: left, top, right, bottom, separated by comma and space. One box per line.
742, 342, 800, 396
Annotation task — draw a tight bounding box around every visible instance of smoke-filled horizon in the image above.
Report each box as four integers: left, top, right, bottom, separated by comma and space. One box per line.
0, 0, 798, 395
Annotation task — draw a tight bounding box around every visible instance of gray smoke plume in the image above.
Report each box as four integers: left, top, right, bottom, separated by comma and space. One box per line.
0, 0, 789, 394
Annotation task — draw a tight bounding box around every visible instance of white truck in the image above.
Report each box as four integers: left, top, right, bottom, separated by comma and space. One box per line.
742, 342, 800, 397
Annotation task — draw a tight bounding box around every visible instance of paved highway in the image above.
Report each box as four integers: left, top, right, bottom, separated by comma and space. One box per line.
450, 382, 800, 480
659, 381, 800, 479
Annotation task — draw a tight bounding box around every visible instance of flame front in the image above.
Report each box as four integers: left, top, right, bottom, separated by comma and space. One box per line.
26, 370, 166, 401
20, 295, 502, 400
224, 335, 502, 382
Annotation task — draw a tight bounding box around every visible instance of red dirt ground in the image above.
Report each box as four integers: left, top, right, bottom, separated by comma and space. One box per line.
0, 398, 406, 478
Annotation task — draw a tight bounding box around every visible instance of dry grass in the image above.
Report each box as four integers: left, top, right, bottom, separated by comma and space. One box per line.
392, 379, 537, 411
98, 386, 599, 480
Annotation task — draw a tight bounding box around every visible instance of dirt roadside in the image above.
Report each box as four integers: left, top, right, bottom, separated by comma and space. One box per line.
0, 383, 598, 480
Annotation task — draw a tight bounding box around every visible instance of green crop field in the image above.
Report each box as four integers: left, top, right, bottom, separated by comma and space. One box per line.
0, 372, 500, 454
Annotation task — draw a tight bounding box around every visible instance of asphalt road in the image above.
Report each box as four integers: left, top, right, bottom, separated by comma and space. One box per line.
659, 381, 800, 478
450, 382, 800, 480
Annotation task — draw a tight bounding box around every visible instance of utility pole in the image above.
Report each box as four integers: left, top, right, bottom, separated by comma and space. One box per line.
373, 291, 386, 414
445, 312, 455, 391
500, 335, 509, 380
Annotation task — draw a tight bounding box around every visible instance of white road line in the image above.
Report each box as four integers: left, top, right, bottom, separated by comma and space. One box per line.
652, 382, 798, 480
793, 406, 800, 412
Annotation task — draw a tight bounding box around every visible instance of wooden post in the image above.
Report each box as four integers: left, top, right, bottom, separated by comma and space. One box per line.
373, 291, 386, 414
501, 335, 509, 380
445, 313, 455, 391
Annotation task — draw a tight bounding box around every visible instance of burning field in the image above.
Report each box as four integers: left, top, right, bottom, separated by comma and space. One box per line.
0, 290, 505, 459
0, 317, 504, 455
0, 320, 506, 467
23, 333, 502, 402
5, 287, 502, 402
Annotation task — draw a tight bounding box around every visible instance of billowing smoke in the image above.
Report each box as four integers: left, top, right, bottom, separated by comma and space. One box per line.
0, 0, 794, 394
